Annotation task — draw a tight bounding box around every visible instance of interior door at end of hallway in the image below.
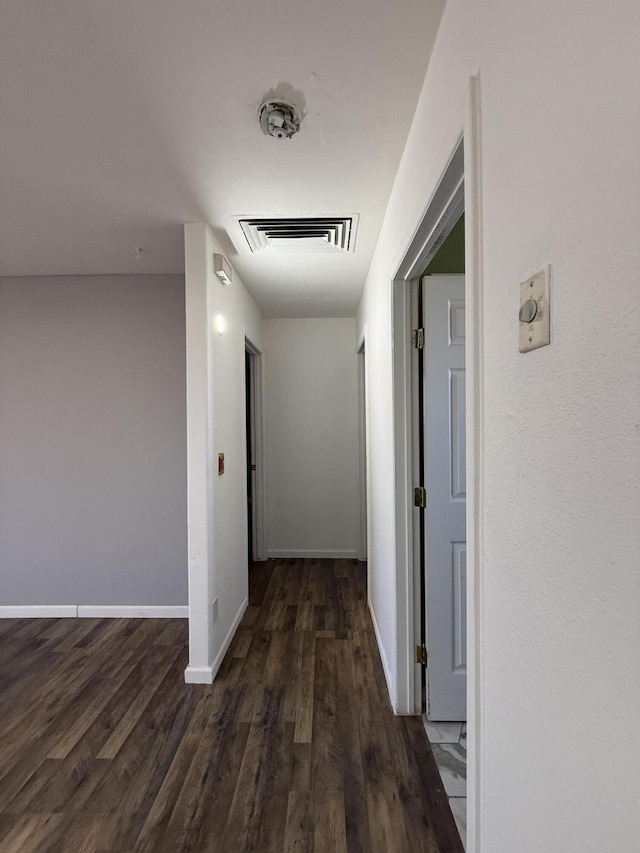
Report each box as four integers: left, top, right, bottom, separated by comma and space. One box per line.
424, 274, 467, 721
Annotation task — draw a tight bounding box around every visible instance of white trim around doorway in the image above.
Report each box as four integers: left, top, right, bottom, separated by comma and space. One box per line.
357, 328, 368, 563
244, 335, 267, 562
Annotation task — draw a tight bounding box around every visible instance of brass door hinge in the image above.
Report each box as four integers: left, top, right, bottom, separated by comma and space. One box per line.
414, 486, 426, 508
416, 644, 428, 666
412, 328, 425, 349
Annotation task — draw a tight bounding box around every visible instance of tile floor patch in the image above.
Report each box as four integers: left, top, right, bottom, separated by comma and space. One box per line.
449, 798, 467, 850
423, 717, 467, 847
431, 742, 467, 797
424, 720, 463, 743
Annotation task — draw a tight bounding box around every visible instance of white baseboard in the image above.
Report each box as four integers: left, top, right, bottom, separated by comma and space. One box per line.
368, 594, 395, 710
0, 605, 78, 618
184, 665, 215, 684
267, 549, 358, 559
77, 605, 188, 619
184, 596, 248, 686
211, 596, 248, 679
0, 605, 187, 619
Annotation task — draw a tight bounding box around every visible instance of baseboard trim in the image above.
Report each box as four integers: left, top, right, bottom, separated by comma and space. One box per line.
267, 549, 358, 559
210, 597, 248, 679
0, 605, 188, 619
368, 594, 396, 711
184, 665, 215, 684
77, 605, 188, 619
184, 596, 248, 686
0, 605, 78, 619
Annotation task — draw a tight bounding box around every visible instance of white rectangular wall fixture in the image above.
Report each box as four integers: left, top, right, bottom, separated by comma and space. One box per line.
519, 266, 550, 353
214, 253, 232, 285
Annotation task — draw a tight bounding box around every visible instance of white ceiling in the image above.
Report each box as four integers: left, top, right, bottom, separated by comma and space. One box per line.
0, 0, 444, 317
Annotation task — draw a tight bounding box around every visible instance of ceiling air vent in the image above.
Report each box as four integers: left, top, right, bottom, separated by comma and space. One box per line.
237, 216, 358, 254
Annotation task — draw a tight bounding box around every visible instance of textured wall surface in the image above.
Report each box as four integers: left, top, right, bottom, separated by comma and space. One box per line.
0, 274, 188, 606
357, 0, 640, 850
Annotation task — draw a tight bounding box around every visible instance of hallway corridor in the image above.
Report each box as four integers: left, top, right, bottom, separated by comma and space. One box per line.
0, 559, 463, 852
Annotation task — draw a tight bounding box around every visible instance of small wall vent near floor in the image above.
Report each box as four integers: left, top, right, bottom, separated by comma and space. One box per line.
236, 216, 358, 253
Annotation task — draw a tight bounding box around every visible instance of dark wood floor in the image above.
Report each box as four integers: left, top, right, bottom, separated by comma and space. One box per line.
0, 559, 463, 852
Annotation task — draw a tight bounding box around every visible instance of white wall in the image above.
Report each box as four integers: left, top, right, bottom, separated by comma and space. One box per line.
0, 275, 187, 608
184, 223, 263, 683
264, 318, 358, 558
358, 1, 640, 851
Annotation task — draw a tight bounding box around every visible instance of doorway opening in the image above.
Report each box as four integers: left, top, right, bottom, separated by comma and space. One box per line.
245, 350, 254, 562
414, 226, 468, 842
392, 138, 466, 714
244, 338, 267, 564
391, 76, 484, 852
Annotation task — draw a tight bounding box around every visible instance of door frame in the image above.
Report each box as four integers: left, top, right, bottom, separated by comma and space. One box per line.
244, 336, 267, 561
357, 330, 368, 562
391, 77, 484, 850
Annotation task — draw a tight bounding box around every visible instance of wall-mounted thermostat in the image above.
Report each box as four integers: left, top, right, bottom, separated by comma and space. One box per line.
519, 266, 550, 353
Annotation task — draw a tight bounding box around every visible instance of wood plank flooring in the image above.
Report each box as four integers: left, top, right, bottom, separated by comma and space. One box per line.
0, 559, 463, 852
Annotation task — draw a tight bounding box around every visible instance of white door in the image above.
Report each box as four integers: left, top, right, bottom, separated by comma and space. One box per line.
424, 274, 466, 720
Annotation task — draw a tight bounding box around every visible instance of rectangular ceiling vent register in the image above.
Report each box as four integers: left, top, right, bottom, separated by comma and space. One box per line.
238, 216, 358, 253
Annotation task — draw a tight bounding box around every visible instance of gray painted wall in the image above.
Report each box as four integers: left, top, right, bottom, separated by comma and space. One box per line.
0, 275, 188, 605
264, 318, 358, 557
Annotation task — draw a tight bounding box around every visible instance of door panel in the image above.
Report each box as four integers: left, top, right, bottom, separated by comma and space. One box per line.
424, 274, 466, 720
452, 542, 467, 673
450, 368, 466, 501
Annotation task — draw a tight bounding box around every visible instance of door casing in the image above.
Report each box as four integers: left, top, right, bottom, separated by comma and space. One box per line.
357, 330, 368, 563
244, 336, 267, 562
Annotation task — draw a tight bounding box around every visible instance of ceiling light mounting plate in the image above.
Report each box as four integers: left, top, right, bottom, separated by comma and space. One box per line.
259, 98, 301, 139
